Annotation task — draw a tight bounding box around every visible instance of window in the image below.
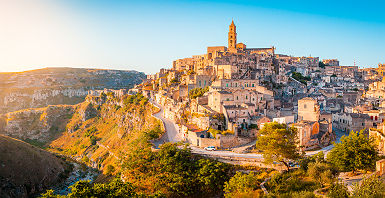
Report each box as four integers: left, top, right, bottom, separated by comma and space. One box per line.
235, 83, 237, 87
226, 98, 229, 101
204, 80, 206, 86
304, 131, 306, 138
246, 95, 248, 99
226, 83, 228, 87
236, 96, 238, 100
304, 104, 307, 109
252, 84, 255, 87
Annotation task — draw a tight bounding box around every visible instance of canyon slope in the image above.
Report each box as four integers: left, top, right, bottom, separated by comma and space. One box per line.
0, 67, 145, 114
0, 135, 70, 198
0, 93, 164, 175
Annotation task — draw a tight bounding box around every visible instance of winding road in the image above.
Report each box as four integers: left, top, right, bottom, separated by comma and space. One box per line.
150, 99, 344, 161
150, 99, 182, 147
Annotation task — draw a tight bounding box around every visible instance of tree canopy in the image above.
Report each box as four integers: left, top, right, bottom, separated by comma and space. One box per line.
327, 130, 378, 172
40, 178, 137, 198
255, 122, 302, 171
122, 142, 232, 197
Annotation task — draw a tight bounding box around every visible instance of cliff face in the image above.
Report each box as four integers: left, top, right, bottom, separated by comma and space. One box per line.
0, 67, 145, 114
48, 93, 163, 174
0, 105, 75, 144
0, 135, 70, 198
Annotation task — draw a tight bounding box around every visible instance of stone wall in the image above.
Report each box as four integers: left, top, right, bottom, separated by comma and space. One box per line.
219, 135, 252, 148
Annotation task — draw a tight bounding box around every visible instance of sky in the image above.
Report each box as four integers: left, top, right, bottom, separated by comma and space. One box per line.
0, 0, 384, 74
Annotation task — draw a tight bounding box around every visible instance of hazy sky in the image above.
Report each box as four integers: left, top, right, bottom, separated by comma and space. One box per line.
1, 0, 384, 74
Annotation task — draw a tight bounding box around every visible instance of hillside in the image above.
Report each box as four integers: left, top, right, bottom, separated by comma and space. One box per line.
45, 93, 164, 175
0, 135, 70, 198
0, 67, 145, 114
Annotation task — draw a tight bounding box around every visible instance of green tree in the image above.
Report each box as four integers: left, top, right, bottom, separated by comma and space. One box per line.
255, 122, 301, 171
122, 142, 231, 197
319, 61, 327, 68
327, 182, 349, 198
307, 161, 338, 186
352, 175, 385, 198
299, 151, 325, 172
327, 130, 378, 172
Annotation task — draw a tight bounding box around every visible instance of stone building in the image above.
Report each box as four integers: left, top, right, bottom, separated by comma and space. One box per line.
298, 97, 320, 122
332, 113, 373, 132
322, 59, 339, 66
294, 121, 320, 150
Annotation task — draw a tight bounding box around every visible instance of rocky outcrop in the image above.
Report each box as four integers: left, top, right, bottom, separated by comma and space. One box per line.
0, 135, 70, 198
0, 105, 75, 143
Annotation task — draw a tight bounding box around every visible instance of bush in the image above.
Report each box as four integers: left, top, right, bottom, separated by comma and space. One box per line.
267, 171, 318, 195
352, 175, 385, 197
90, 136, 99, 145
224, 171, 267, 198
292, 72, 311, 85
106, 165, 115, 175
189, 87, 209, 99
307, 161, 338, 186
327, 182, 349, 198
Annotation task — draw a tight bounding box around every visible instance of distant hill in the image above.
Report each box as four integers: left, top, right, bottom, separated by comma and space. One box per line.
0, 67, 145, 114
0, 135, 70, 198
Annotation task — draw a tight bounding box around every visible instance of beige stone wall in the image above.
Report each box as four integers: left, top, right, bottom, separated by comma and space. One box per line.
370, 129, 385, 155
298, 98, 320, 122
200, 138, 221, 148
219, 135, 252, 148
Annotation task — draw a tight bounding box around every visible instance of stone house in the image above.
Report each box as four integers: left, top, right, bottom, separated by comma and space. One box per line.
332, 113, 374, 133
294, 121, 320, 150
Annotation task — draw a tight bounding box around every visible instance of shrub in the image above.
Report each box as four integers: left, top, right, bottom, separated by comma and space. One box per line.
352, 175, 385, 197
189, 87, 209, 99
224, 171, 267, 198
327, 182, 349, 198
106, 164, 115, 175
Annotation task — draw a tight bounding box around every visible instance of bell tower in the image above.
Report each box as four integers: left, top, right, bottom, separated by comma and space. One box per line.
228, 20, 237, 49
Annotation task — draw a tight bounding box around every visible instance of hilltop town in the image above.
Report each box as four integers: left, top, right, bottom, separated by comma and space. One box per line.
2, 20, 385, 198
132, 20, 385, 155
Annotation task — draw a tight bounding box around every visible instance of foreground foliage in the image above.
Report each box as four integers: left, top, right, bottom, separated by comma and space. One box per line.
351, 175, 385, 198
255, 122, 302, 171
122, 142, 232, 197
41, 178, 138, 198
224, 171, 268, 198
327, 130, 378, 172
